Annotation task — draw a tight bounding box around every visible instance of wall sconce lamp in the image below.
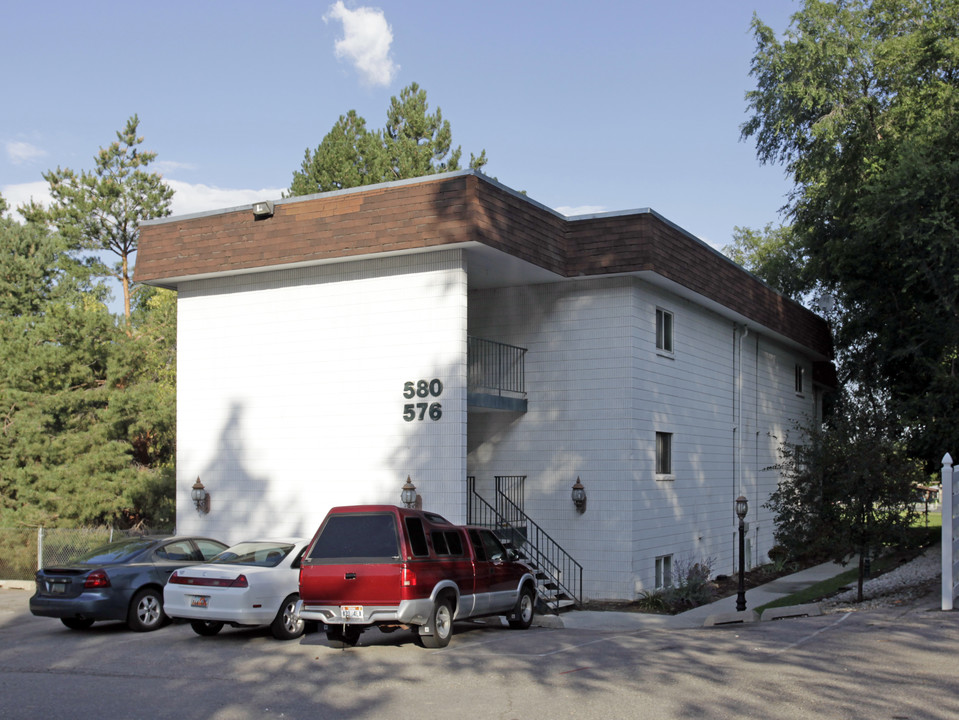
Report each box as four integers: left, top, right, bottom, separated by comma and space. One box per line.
191, 477, 210, 514
571, 477, 587, 513
252, 200, 274, 219
401, 476, 418, 509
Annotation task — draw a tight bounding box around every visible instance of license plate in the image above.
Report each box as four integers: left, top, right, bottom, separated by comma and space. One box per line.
341, 605, 363, 619
190, 595, 210, 608
49, 582, 67, 594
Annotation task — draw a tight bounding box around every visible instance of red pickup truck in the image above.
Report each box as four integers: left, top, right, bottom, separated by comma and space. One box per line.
296, 505, 537, 648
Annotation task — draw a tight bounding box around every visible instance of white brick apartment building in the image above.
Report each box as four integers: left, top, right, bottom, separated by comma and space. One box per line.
135, 171, 834, 602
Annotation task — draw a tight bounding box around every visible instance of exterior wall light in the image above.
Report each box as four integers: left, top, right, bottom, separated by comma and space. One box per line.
191, 477, 210, 514
252, 200, 274, 219
401, 476, 418, 508
571, 477, 587, 513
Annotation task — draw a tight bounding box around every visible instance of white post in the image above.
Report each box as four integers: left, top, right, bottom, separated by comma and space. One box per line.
943, 453, 955, 611
37, 527, 44, 571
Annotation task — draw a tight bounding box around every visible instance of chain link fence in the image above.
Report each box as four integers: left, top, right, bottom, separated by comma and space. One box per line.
0, 527, 175, 581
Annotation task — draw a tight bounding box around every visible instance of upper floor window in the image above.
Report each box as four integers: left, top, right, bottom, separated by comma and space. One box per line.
656, 308, 673, 353
795, 364, 805, 394
656, 432, 673, 476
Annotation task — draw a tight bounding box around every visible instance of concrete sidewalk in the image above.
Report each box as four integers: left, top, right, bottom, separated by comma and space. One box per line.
540, 558, 851, 631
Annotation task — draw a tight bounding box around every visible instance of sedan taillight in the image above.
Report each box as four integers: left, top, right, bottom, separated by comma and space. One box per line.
84, 569, 110, 588
231, 574, 248, 588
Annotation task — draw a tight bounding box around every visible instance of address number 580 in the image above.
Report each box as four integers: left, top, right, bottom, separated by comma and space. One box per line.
403, 379, 443, 422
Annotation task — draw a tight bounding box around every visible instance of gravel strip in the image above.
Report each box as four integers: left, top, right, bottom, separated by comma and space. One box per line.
820, 546, 941, 612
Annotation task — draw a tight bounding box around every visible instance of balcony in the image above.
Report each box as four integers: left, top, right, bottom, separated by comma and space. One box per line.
468, 337, 527, 413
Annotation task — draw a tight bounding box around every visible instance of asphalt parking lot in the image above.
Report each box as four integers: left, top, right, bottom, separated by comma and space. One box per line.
2, 585, 959, 720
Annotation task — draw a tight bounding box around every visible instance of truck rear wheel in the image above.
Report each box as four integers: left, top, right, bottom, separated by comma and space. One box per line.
419, 597, 453, 648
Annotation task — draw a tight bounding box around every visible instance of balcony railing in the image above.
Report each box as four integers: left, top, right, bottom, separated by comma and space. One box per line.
468, 337, 527, 412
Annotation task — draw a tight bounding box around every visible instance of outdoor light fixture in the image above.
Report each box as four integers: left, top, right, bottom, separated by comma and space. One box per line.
571, 477, 587, 513
191, 477, 210, 514
401, 476, 417, 508
252, 200, 274, 219
735, 495, 748, 612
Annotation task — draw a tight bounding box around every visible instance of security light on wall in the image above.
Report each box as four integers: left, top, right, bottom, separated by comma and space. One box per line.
252, 200, 274, 219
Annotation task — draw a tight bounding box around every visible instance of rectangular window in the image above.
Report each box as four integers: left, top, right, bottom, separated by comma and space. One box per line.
404, 517, 430, 557
656, 308, 673, 352
795, 364, 805, 394
656, 432, 672, 475
655, 555, 672, 589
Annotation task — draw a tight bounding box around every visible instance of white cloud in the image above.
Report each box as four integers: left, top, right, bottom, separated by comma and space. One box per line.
166, 180, 285, 216
153, 160, 197, 175
0, 181, 51, 217
555, 205, 607, 217
325, 1, 398, 86
0, 179, 285, 221
6, 141, 47, 165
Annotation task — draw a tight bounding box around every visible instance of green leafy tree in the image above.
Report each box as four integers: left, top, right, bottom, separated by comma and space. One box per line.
289, 83, 488, 196
741, 0, 959, 465
766, 389, 923, 601
24, 115, 174, 323
289, 110, 387, 195
722, 224, 807, 300
0, 200, 175, 528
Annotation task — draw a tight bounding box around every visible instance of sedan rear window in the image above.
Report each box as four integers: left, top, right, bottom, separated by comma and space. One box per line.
210, 542, 294, 567
72, 538, 158, 564
308, 514, 400, 560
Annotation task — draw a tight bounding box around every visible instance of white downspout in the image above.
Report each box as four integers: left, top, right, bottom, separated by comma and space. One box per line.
738, 325, 749, 497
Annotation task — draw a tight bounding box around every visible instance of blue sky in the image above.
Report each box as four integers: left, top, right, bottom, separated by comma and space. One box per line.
2, 0, 800, 254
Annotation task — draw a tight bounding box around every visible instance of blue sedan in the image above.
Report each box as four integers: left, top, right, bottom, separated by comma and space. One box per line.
30, 535, 227, 632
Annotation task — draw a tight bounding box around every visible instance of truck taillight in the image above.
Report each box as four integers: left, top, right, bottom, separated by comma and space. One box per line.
84, 569, 110, 588
402, 564, 416, 587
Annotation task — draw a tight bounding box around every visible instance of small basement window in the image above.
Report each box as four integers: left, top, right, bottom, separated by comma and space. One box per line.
655, 555, 673, 589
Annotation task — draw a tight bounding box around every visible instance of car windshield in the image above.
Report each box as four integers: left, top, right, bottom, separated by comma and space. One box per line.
210, 542, 294, 567
71, 538, 158, 565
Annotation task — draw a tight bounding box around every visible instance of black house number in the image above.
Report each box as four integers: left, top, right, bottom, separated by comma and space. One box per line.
403, 379, 443, 421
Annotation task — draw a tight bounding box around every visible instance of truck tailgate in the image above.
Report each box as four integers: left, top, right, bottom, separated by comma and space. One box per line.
299, 562, 403, 606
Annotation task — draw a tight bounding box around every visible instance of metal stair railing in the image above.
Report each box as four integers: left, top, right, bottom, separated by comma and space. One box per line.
466, 478, 583, 612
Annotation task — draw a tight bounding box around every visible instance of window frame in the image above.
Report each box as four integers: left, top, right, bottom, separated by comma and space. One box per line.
656, 431, 673, 477
795, 363, 805, 395
655, 554, 673, 590
656, 307, 674, 354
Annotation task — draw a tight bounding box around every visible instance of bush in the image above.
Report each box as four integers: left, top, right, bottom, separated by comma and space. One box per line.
662, 556, 717, 611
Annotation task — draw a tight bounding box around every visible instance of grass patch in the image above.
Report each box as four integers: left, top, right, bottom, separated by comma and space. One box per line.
754, 548, 927, 614
914, 509, 941, 531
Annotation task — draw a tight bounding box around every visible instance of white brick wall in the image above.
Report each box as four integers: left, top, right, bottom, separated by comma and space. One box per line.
173, 249, 820, 600
175, 250, 468, 544
468, 277, 819, 600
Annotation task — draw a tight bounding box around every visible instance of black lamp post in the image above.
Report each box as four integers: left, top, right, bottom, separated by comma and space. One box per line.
735, 495, 748, 612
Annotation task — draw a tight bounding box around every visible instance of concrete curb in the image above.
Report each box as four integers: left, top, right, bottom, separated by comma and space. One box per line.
0, 581, 32, 591
759, 603, 823, 621
703, 610, 759, 626
533, 614, 565, 629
